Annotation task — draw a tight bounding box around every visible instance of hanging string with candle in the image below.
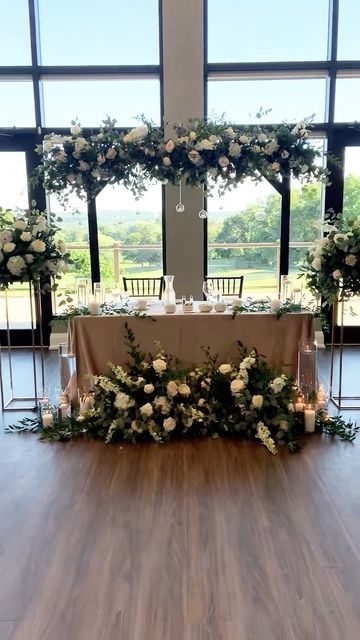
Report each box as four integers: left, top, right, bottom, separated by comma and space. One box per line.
198, 184, 207, 219
175, 181, 185, 213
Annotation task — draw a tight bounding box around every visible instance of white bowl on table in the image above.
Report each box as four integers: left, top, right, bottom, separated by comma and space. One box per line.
163, 303, 177, 314
199, 302, 213, 313
214, 302, 227, 312
134, 298, 148, 310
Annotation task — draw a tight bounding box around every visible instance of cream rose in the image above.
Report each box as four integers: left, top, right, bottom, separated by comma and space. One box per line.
218, 363, 232, 374
70, 125, 81, 136
178, 383, 191, 397
0, 230, 13, 243
258, 133, 268, 143
332, 269, 342, 280
114, 392, 135, 410
189, 131, 197, 140
20, 231, 32, 242
239, 135, 249, 144
30, 239, 46, 253
163, 416, 176, 432
196, 138, 214, 151
188, 149, 202, 165
3, 242, 16, 253
43, 140, 53, 152
218, 156, 230, 168
311, 257, 322, 271
229, 142, 241, 158
153, 358, 166, 373
166, 380, 178, 397
345, 254, 357, 267
230, 379, 245, 394
144, 383, 154, 394
251, 394, 264, 409
6, 255, 26, 276
140, 402, 153, 418
14, 219, 27, 231
25, 254, 34, 264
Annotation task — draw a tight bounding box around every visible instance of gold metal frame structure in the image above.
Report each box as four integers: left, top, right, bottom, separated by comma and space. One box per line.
0, 283, 45, 411
329, 299, 360, 410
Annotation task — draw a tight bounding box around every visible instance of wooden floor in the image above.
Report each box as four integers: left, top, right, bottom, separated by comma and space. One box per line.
1, 352, 360, 639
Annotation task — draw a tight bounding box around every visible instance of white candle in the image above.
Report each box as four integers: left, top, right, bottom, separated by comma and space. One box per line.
271, 298, 282, 312
295, 402, 305, 412
89, 296, 100, 316
59, 403, 71, 420
42, 411, 54, 428
304, 406, 316, 433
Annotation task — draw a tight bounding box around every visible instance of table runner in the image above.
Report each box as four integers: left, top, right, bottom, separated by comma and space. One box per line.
68, 305, 314, 393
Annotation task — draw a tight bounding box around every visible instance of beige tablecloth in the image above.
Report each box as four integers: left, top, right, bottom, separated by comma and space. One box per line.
68, 304, 314, 394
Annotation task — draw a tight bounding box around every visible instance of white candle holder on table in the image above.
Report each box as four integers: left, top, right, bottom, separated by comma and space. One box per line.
297, 338, 318, 404
304, 404, 316, 433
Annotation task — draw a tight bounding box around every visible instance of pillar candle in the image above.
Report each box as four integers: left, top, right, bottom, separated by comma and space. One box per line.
271, 298, 281, 312
304, 406, 316, 433
89, 297, 100, 316
42, 411, 54, 428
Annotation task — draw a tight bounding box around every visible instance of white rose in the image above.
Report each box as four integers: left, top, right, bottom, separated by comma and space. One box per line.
25, 253, 34, 264
58, 241, 67, 255
20, 231, 32, 242
219, 363, 232, 374
153, 358, 166, 373
239, 135, 249, 144
224, 127, 235, 138
3, 242, 16, 253
127, 125, 148, 143
0, 231, 12, 243
196, 139, 214, 151
251, 394, 264, 409
163, 157, 172, 166
14, 219, 27, 231
43, 140, 53, 152
32, 217, 47, 233
189, 131, 197, 140
265, 141, 278, 154
70, 125, 81, 136
279, 420, 289, 432
230, 379, 245, 394
218, 155, 230, 168
165, 139, 175, 153
131, 420, 143, 433
179, 135, 189, 144
311, 257, 322, 271
167, 380, 178, 397
30, 239, 46, 253
123, 133, 132, 144
332, 269, 342, 280
228, 142, 241, 158
208, 134, 218, 144
6, 255, 26, 276
178, 383, 191, 397
144, 383, 154, 394
74, 137, 88, 152
345, 254, 357, 267
140, 402, 153, 418
106, 147, 117, 160
258, 133, 268, 143
188, 149, 202, 165
163, 416, 176, 432
272, 161, 281, 171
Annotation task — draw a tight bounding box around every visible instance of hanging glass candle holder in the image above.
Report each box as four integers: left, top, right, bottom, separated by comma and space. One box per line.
297, 338, 318, 403
281, 275, 292, 302
76, 278, 90, 307
93, 282, 105, 304
175, 181, 185, 213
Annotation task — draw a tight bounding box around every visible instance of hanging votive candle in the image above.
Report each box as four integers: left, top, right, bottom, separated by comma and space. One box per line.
297, 339, 318, 404
93, 282, 105, 304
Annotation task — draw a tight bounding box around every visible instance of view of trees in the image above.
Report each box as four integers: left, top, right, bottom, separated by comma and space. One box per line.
58, 175, 360, 288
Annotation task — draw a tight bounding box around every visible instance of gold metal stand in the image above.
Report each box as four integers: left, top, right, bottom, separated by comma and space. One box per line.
0, 283, 45, 411
329, 299, 360, 410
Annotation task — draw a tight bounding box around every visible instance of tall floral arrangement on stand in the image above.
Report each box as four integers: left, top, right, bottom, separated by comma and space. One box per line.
0, 206, 72, 291
302, 215, 360, 303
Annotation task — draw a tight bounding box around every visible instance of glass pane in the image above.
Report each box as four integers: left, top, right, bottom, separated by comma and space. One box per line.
37, 0, 159, 65
338, 0, 360, 60
48, 194, 90, 314
207, 78, 326, 124
340, 147, 360, 326
207, 179, 281, 296
0, 81, 35, 126
41, 78, 160, 127
96, 182, 163, 292
335, 78, 360, 122
208, 0, 329, 62
0, 0, 31, 65
0, 152, 31, 329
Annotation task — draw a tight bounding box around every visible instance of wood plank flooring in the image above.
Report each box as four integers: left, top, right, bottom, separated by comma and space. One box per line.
0, 350, 360, 639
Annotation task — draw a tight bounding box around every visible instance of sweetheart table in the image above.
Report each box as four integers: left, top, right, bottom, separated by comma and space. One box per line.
68, 303, 314, 394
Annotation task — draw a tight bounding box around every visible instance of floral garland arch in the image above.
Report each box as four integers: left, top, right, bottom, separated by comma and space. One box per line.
35, 117, 329, 204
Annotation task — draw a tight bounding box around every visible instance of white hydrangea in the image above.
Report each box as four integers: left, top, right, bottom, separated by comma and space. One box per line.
269, 375, 287, 394
114, 392, 135, 410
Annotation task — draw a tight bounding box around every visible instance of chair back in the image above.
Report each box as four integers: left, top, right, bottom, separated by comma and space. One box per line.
123, 276, 164, 300
205, 275, 244, 297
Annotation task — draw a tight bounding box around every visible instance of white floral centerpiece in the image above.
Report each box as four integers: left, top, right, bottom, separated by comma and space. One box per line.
34, 117, 330, 204
0, 205, 71, 291
302, 214, 360, 303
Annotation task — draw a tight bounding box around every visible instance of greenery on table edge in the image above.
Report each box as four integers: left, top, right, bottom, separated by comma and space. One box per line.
6, 324, 358, 454
231, 299, 329, 332
33, 116, 330, 204
51, 301, 154, 325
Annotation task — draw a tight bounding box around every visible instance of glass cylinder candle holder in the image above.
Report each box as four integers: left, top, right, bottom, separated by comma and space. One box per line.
93, 282, 105, 304
59, 342, 77, 401
76, 278, 90, 307
297, 339, 318, 404
281, 275, 292, 302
